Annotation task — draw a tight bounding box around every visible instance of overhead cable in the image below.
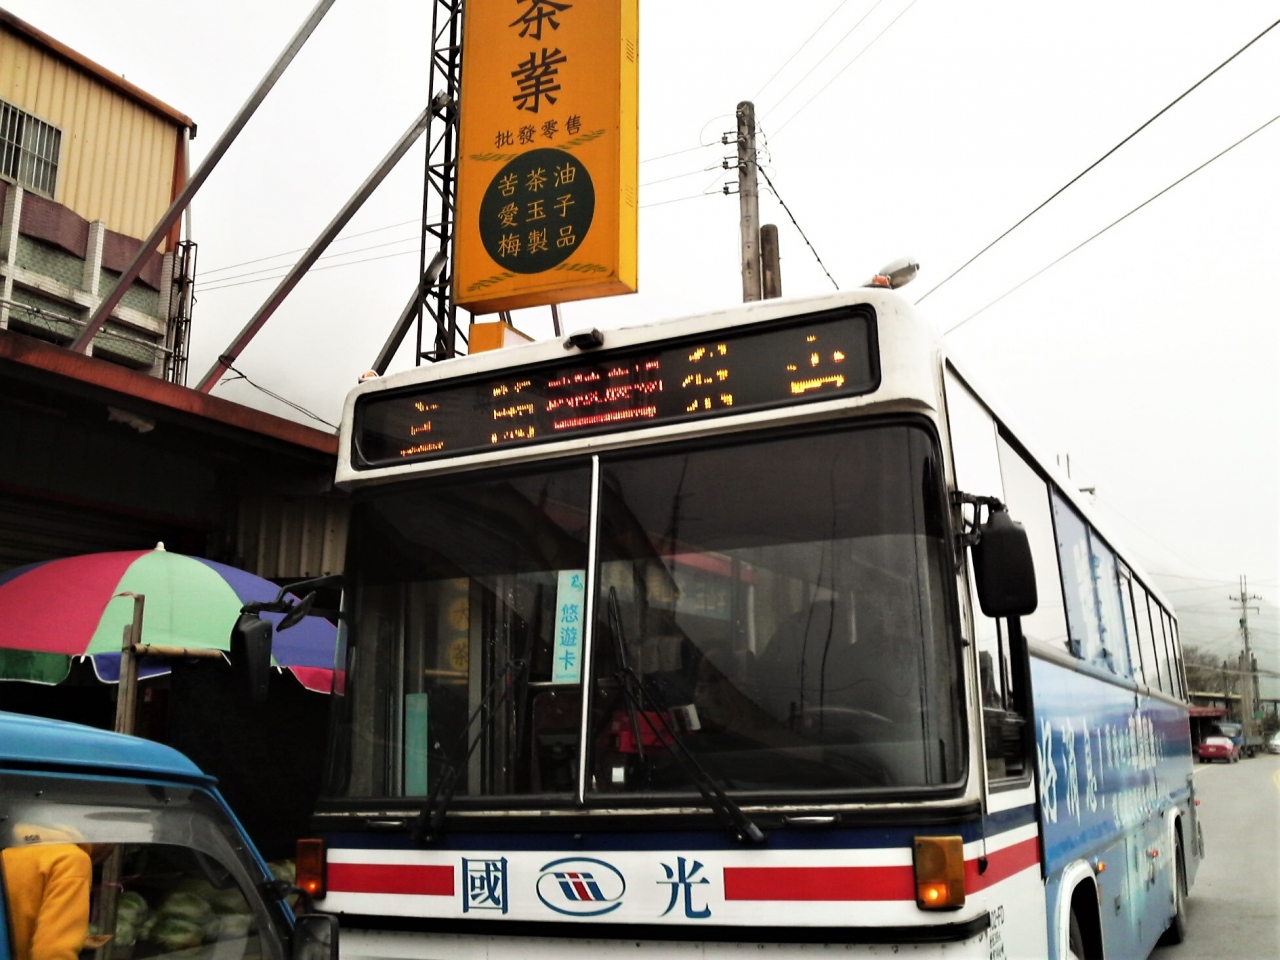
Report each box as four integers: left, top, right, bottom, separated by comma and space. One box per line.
761, 0, 886, 122
917, 16, 1280, 304
200, 217, 425, 276
218, 361, 337, 430
757, 165, 840, 290
943, 113, 1279, 335
771, 0, 920, 136
752, 0, 857, 104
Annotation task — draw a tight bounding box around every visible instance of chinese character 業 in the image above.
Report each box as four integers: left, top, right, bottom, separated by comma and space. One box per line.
498, 202, 520, 228
541, 119, 559, 140
658, 857, 711, 919
494, 129, 514, 148
519, 124, 537, 145
462, 858, 509, 913
509, 0, 572, 41
566, 114, 581, 134
512, 47, 567, 113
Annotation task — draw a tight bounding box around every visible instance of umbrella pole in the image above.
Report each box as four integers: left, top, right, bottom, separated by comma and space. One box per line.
98, 595, 144, 960
113, 594, 145, 737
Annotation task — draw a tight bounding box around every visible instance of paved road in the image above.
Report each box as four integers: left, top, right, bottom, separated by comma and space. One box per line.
1150, 752, 1280, 960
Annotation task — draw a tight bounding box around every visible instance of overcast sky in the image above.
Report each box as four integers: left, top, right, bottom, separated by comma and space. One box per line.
11, 1, 1278, 678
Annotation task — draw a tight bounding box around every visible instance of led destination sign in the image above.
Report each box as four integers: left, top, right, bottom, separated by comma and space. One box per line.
353, 309, 877, 467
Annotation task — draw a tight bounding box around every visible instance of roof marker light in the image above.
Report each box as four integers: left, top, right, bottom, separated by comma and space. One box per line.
863, 256, 920, 290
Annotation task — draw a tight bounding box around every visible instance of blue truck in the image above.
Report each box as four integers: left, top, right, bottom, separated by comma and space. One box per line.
0, 711, 338, 960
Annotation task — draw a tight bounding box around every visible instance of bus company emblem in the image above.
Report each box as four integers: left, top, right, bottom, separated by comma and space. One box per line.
536, 857, 626, 916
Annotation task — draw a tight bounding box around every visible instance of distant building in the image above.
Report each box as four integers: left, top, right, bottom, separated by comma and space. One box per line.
0, 8, 195, 381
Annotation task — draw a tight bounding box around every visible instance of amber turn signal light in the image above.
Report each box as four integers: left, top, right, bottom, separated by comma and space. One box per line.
913, 835, 966, 909
296, 838, 327, 898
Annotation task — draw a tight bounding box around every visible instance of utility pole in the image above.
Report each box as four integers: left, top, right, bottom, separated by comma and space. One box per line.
1230, 575, 1262, 742
736, 101, 762, 302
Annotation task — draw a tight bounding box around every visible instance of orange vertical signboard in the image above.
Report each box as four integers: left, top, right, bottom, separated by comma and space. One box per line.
454, 0, 638, 314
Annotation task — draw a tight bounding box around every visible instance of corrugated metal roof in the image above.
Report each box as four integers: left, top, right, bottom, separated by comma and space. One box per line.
0, 329, 338, 456
0, 8, 195, 133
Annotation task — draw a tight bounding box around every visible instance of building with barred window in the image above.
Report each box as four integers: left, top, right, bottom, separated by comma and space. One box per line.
0, 7, 195, 381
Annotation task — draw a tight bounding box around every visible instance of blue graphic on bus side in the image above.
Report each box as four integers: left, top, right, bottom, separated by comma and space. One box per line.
536, 857, 626, 916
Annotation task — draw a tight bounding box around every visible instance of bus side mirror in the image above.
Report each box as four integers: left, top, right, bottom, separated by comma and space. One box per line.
292, 913, 338, 960
231, 614, 274, 703
972, 508, 1038, 618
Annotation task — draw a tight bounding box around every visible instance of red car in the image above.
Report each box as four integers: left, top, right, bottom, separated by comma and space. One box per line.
1197, 735, 1240, 763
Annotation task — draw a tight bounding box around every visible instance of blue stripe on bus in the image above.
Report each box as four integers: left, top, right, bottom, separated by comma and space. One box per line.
319, 807, 1037, 853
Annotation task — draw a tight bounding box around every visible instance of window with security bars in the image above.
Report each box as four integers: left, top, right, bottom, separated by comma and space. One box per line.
0, 99, 61, 196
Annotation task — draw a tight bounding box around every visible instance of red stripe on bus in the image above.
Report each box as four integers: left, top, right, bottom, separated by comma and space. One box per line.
723, 865, 916, 901
328, 863, 455, 896
723, 839, 1040, 902
968, 837, 1041, 891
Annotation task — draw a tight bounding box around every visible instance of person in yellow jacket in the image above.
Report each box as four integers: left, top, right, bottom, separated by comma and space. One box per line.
1, 825, 99, 960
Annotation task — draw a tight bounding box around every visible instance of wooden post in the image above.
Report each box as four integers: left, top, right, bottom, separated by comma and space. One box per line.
761, 224, 782, 299
737, 101, 762, 303
112, 594, 145, 736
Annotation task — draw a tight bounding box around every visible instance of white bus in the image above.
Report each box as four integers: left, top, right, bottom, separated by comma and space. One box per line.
294, 286, 1199, 960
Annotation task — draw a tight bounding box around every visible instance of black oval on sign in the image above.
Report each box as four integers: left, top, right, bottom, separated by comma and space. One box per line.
478, 148, 595, 274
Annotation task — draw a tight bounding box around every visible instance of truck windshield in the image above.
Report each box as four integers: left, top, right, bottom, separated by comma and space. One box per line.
0, 773, 287, 960
326, 423, 963, 805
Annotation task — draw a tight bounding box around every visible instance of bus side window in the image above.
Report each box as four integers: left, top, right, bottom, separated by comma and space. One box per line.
1131, 584, 1163, 693
1088, 532, 1132, 678
1117, 564, 1143, 682
943, 372, 1026, 780
1162, 609, 1177, 701
1168, 616, 1187, 699
995, 435, 1068, 650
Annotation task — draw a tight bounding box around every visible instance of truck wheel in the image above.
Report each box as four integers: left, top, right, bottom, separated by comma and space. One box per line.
1158, 834, 1188, 945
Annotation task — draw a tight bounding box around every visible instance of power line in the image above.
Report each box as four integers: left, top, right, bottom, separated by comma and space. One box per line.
757, 165, 839, 290
639, 190, 720, 211
640, 164, 720, 188
200, 246, 423, 293
200, 218, 424, 275
752, 0, 854, 102
917, 16, 1280, 304
200, 234, 420, 287
640, 143, 716, 165
759, 0, 885, 121
771, 0, 920, 136
217, 362, 336, 430
943, 112, 1280, 335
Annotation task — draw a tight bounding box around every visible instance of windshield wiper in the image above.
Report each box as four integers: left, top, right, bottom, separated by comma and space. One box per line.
607, 588, 766, 845
411, 658, 528, 844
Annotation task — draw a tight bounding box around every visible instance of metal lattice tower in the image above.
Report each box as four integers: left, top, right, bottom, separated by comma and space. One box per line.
415, 0, 465, 364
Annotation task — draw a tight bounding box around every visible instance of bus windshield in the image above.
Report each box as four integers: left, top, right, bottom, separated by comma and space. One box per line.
327, 422, 963, 806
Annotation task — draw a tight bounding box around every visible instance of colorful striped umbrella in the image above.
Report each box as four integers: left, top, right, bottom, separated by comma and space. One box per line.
0, 545, 338, 692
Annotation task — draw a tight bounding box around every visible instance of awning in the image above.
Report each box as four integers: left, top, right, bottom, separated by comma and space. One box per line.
1188, 705, 1227, 718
